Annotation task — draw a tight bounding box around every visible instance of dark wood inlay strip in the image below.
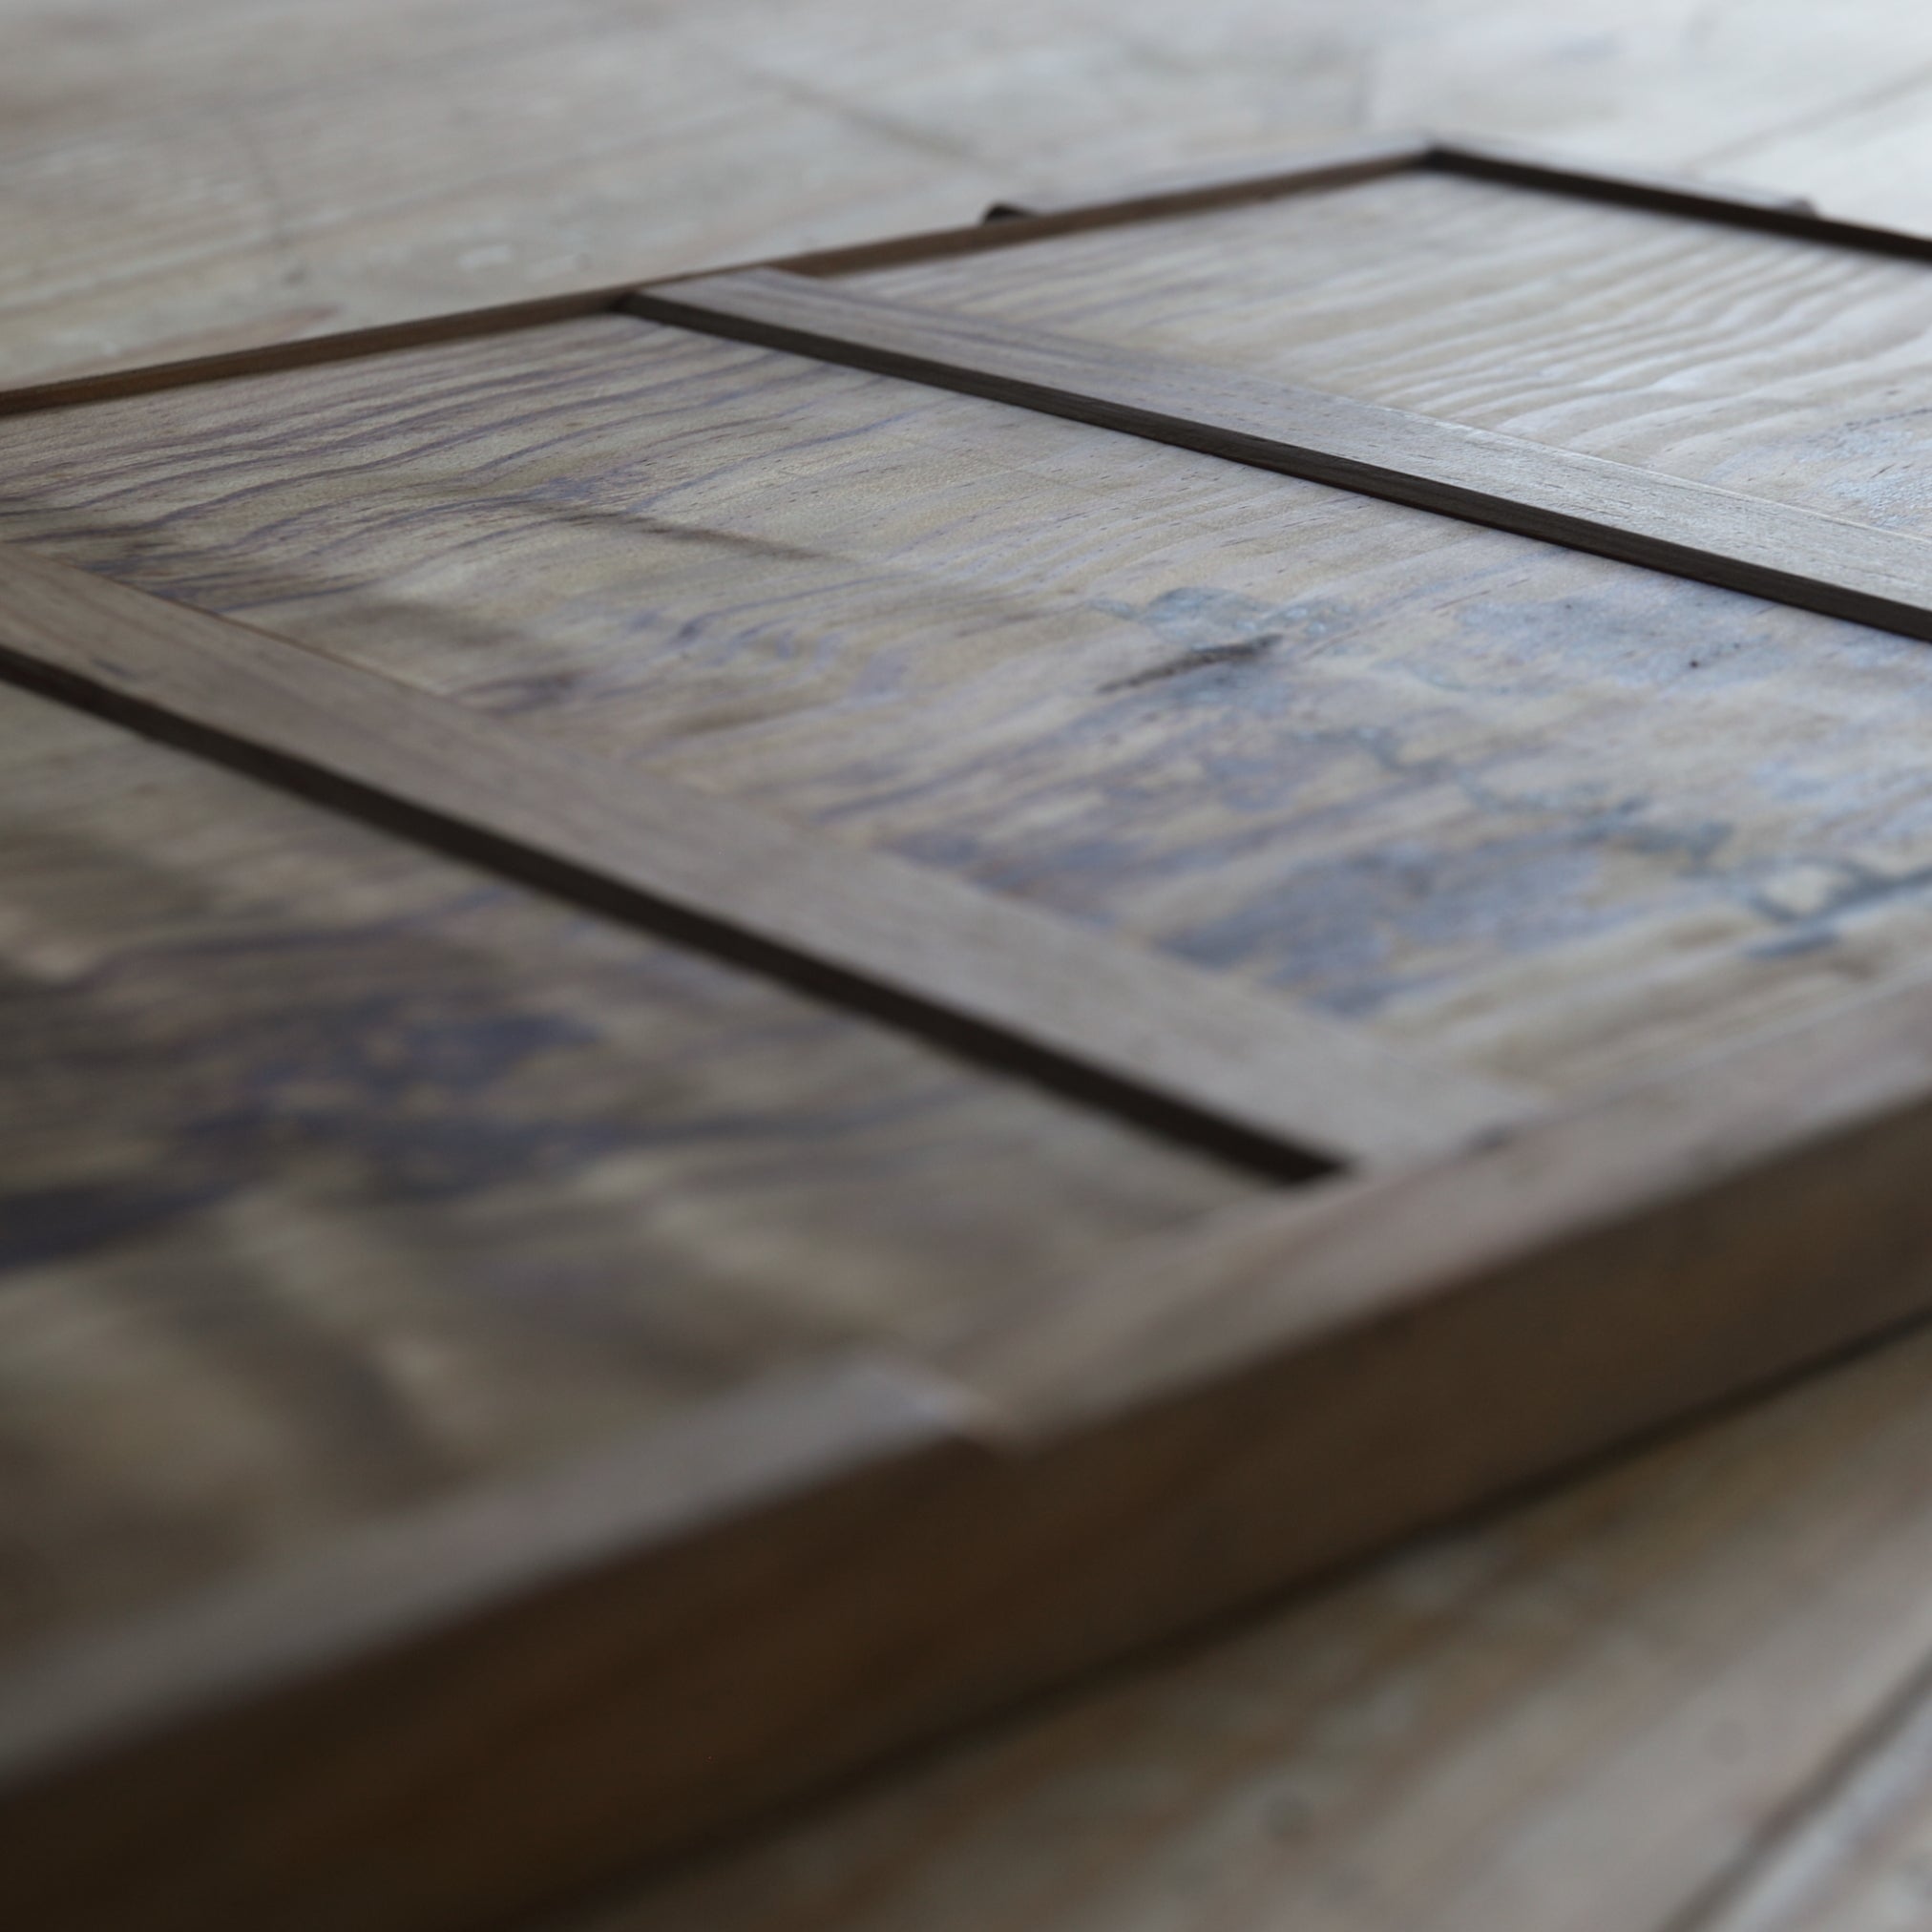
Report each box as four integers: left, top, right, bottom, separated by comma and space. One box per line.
634, 265, 1932, 648
0, 543, 1524, 1169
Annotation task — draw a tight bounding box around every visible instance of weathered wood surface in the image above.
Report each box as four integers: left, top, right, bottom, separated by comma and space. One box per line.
532, 140, 1932, 1932
0, 1353, 998, 1932
0, 667, 1257, 1665
17, 0, 1932, 390
851, 166, 1932, 535
990, 134, 1820, 224
0, 541, 1492, 1168
13, 8, 1932, 1932
30, 887, 1932, 1932
639, 265, 1932, 642
14, 316, 1932, 1107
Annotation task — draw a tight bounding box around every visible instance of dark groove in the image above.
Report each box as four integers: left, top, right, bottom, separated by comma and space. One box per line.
0, 289, 641, 420
1427, 145, 1932, 256
1099, 636, 1283, 693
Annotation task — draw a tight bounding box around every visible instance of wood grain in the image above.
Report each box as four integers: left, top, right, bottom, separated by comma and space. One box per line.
941, 943, 1932, 1424
3, 0, 1915, 391
851, 166, 1932, 537
0, 672, 1260, 1663
0, 542, 1517, 1167
638, 267, 1932, 643
18, 316, 1932, 1107
0, 132, 1845, 422
16, 121, 1932, 1932
1679, 1659, 1932, 1931
990, 133, 1816, 223
30, 902, 1932, 1932
1430, 136, 1827, 223
0, 1353, 997, 1932
10, 18, 1932, 1932
0, 286, 641, 422
0, 0, 1401, 387
0, 138, 1428, 421
557, 956, 1932, 1928
575, 1315, 1932, 1932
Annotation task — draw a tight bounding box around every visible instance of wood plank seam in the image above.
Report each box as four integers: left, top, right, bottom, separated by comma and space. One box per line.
938, 956, 1932, 1426
630, 267, 1932, 648
1658, 1636, 1932, 1930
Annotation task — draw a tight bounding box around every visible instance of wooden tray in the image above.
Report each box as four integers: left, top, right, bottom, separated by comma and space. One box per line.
10, 133, 1932, 1931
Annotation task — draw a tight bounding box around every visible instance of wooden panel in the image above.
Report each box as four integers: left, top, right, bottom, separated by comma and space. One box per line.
15, 12, 1932, 1932
0, 673, 1258, 1662
22, 141, 1932, 1932
0, 0, 1399, 388
845, 167, 1932, 536
13, 318, 1932, 1101
990, 135, 1818, 223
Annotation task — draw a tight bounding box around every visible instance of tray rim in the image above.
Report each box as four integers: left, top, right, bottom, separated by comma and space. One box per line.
10, 132, 1932, 1932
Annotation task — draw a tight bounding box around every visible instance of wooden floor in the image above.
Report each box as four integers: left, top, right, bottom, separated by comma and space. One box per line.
15, 3, 1932, 1927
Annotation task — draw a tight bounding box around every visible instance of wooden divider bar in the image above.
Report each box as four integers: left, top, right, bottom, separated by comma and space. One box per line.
1425, 136, 1932, 252
0, 543, 1525, 1169
633, 267, 1932, 647
0, 284, 643, 420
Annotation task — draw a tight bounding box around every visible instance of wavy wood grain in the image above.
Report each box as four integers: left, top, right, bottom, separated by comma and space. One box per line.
639, 266, 1932, 641
10, 97, 1931, 1931
14, 317, 1932, 1102
850, 168, 1932, 536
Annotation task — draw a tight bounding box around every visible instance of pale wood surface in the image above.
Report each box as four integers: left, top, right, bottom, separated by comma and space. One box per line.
17, 315, 1932, 1109
642, 263, 1932, 640
16, 7, 1932, 1931
851, 168, 1932, 536
585, 1318, 1932, 1932
10, 0, 1932, 390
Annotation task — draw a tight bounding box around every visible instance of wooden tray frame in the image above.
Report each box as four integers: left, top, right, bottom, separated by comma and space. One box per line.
10, 133, 1932, 1932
